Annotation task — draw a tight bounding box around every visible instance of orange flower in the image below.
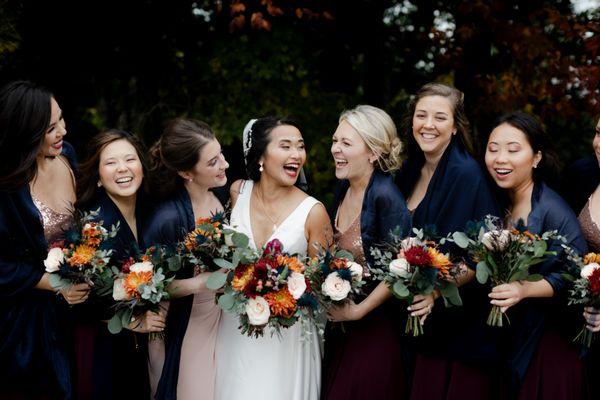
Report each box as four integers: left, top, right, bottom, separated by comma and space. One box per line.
428, 247, 451, 274
232, 264, 255, 292
264, 287, 297, 318
329, 258, 347, 271
124, 271, 153, 298
68, 244, 96, 267
277, 255, 305, 273
584, 253, 600, 265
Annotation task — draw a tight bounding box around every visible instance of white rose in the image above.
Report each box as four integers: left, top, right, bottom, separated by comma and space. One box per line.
322, 272, 351, 301
246, 296, 271, 325
287, 272, 307, 299
130, 261, 154, 274
112, 278, 129, 301
44, 247, 65, 273
347, 261, 363, 281
581, 262, 600, 279
481, 230, 511, 251
389, 258, 411, 278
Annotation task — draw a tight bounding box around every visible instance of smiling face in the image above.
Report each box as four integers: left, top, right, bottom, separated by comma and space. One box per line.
485, 123, 542, 192
412, 95, 456, 160
594, 118, 600, 167
98, 139, 144, 201
331, 120, 374, 181
260, 124, 306, 186
180, 138, 229, 189
40, 97, 67, 158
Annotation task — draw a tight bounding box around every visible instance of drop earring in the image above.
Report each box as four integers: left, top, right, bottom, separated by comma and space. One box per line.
97, 181, 102, 187
259, 162, 264, 172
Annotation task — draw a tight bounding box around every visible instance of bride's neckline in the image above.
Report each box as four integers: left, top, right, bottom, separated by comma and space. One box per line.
246, 181, 310, 250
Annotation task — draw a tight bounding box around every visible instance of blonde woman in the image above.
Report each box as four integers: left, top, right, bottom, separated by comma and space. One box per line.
323, 105, 410, 400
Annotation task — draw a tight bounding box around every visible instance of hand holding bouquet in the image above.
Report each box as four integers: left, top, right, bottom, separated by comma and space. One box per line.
44, 208, 119, 294
371, 229, 462, 336
451, 216, 562, 327
568, 252, 600, 348
217, 239, 318, 338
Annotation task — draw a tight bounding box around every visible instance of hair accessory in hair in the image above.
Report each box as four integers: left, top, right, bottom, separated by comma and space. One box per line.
242, 118, 258, 163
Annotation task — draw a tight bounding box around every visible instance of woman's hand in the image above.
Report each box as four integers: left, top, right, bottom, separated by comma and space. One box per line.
408, 293, 436, 324
489, 282, 525, 313
128, 309, 167, 333
59, 283, 90, 305
584, 306, 600, 332
327, 300, 365, 322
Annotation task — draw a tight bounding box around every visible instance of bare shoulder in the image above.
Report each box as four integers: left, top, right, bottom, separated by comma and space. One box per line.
306, 201, 331, 231
229, 179, 245, 208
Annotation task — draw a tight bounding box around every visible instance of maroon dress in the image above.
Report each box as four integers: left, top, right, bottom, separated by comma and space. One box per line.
579, 196, 600, 400
321, 215, 406, 400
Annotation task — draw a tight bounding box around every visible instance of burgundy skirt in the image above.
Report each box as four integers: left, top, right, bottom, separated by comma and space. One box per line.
518, 330, 583, 400
322, 305, 406, 400
409, 354, 500, 400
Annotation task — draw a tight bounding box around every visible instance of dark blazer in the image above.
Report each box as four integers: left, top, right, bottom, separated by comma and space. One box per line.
396, 138, 501, 362
143, 187, 228, 400
506, 182, 587, 389
332, 169, 411, 268
0, 143, 77, 399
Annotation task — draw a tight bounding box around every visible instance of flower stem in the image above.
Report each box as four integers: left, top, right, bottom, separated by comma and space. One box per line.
405, 315, 424, 336
486, 305, 504, 327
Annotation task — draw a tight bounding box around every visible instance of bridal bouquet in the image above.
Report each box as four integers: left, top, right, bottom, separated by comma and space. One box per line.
305, 246, 365, 307
568, 252, 600, 348
370, 228, 462, 336
44, 208, 119, 293
450, 216, 562, 327
108, 246, 175, 337
217, 239, 318, 338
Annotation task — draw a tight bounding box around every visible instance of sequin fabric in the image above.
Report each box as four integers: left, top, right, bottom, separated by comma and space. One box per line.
334, 213, 366, 269
32, 196, 73, 244
579, 197, 600, 252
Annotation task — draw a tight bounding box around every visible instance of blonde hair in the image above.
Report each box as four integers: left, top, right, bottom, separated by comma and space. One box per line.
339, 105, 403, 172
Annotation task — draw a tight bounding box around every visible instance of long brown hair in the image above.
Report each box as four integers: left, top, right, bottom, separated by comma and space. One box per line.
147, 118, 215, 199
0, 81, 53, 191
75, 130, 147, 210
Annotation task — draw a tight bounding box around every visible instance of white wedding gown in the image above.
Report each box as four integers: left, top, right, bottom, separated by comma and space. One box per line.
215, 180, 322, 400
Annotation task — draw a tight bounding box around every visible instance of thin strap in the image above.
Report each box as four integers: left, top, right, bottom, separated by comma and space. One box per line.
57, 155, 76, 187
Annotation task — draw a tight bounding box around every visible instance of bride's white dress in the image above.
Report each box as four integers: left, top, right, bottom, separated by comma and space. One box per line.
215, 180, 322, 400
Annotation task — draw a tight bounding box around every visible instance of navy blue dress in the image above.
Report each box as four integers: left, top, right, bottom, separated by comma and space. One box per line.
396, 138, 502, 399
73, 190, 150, 400
0, 143, 77, 399
143, 187, 228, 400
507, 182, 587, 399
322, 170, 412, 400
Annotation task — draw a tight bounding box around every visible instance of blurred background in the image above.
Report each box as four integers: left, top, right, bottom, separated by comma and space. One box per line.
0, 0, 598, 204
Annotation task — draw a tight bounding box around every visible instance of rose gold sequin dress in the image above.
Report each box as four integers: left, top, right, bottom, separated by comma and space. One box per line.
32, 196, 73, 244
578, 196, 600, 252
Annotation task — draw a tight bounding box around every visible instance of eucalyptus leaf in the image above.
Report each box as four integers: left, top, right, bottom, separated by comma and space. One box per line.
335, 249, 354, 261
526, 273, 544, 282
218, 293, 236, 311
214, 258, 234, 270
207, 271, 228, 290
452, 232, 470, 249
108, 314, 123, 334
509, 270, 528, 282
48, 274, 69, 290
476, 261, 490, 284
440, 284, 463, 306
392, 281, 410, 298
232, 232, 249, 248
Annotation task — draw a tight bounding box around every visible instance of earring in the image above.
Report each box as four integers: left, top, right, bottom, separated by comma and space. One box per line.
97, 181, 102, 187
189, 178, 193, 182
533, 164, 538, 169
259, 163, 264, 172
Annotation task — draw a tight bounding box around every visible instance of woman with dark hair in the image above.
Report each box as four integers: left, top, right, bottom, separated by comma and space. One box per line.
323, 105, 410, 400
484, 111, 586, 399
73, 130, 166, 400
215, 116, 332, 400
144, 118, 229, 400
0, 80, 89, 399
395, 82, 500, 399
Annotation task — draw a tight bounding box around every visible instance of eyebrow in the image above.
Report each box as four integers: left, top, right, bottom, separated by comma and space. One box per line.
279, 138, 304, 144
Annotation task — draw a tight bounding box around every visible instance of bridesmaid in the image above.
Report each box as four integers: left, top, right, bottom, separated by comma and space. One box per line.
144, 118, 230, 400
0, 80, 88, 399
576, 116, 600, 400
395, 82, 500, 399
484, 111, 587, 399
74, 130, 166, 399
323, 105, 411, 399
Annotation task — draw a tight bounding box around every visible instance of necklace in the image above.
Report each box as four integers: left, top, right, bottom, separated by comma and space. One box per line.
254, 186, 282, 233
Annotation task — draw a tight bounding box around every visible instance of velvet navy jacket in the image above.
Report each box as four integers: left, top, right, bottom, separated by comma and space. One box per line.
506, 182, 587, 390
0, 143, 77, 399
142, 187, 229, 400
396, 138, 501, 362
80, 190, 151, 400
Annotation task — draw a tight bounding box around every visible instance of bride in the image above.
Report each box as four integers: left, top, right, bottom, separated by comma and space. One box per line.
215, 117, 332, 400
